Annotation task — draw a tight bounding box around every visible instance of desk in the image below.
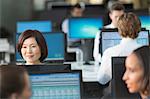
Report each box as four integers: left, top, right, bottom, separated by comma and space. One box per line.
71, 62, 99, 82
69, 62, 105, 99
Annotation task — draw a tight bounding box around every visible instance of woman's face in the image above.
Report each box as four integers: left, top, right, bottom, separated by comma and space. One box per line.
123, 53, 144, 93
21, 37, 41, 64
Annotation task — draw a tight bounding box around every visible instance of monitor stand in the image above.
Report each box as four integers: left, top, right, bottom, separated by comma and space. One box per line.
83, 61, 94, 65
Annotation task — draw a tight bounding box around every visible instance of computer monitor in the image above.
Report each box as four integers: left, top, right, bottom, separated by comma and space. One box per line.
111, 57, 139, 98
131, 9, 150, 30
139, 15, 150, 31
69, 17, 103, 39
22, 64, 71, 73
29, 70, 82, 99
80, 39, 95, 64
101, 29, 149, 54
16, 32, 66, 62
43, 33, 66, 62
17, 20, 52, 33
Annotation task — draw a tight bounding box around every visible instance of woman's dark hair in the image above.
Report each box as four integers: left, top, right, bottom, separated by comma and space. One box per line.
0, 65, 28, 98
71, 3, 84, 10
133, 45, 150, 95
118, 12, 141, 39
17, 30, 48, 62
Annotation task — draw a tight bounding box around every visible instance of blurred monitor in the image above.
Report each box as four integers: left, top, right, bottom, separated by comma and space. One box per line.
69, 17, 103, 39
84, 5, 105, 17
43, 33, 66, 62
29, 70, 82, 99
132, 9, 149, 30
101, 29, 149, 54
139, 15, 150, 31
17, 20, 52, 33
132, 9, 149, 16
111, 57, 139, 98
80, 39, 94, 64
16, 32, 66, 62
22, 64, 71, 73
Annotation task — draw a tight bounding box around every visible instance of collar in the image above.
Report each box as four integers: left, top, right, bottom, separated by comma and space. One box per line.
120, 37, 136, 44
109, 23, 116, 28
104, 23, 116, 29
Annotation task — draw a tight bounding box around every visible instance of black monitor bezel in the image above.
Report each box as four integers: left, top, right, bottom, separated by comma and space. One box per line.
27, 69, 83, 99
18, 64, 71, 73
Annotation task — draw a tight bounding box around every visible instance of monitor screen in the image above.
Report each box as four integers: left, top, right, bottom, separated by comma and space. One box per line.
43, 33, 65, 61
139, 16, 150, 31
101, 30, 149, 54
29, 71, 81, 99
69, 17, 103, 39
17, 21, 52, 33
16, 32, 65, 62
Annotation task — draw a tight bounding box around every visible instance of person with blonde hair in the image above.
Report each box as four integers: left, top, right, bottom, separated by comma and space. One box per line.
97, 12, 142, 85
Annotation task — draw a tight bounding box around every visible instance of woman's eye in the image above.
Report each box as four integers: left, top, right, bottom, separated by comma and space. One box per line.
22, 46, 27, 48
129, 69, 135, 73
32, 45, 36, 48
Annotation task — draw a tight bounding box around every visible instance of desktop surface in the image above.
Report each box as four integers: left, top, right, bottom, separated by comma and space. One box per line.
70, 61, 98, 82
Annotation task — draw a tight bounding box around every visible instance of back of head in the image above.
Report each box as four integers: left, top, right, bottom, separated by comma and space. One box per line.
117, 12, 141, 39
132, 46, 150, 95
0, 65, 27, 98
108, 1, 125, 13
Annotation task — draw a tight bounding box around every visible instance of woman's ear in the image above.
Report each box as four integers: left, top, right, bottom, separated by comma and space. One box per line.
109, 13, 112, 20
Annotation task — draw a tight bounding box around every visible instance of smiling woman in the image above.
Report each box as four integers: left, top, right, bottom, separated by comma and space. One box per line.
123, 46, 150, 99
17, 30, 48, 65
